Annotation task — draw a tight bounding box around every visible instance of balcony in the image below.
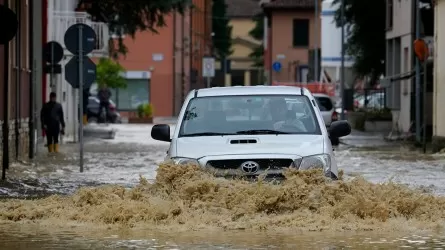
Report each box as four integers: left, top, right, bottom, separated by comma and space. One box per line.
50, 11, 109, 56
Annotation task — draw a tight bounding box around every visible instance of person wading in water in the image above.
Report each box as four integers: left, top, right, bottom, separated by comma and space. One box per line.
40, 92, 65, 153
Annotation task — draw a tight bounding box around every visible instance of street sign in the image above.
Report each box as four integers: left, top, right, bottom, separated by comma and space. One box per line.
0, 4, 18, 44
202, 57, 215, 77
64, 56, 97, 89
43, 41, 64, 64
272, 61, 282, 72
64, 23, 97, 55
63, 23, 98, 174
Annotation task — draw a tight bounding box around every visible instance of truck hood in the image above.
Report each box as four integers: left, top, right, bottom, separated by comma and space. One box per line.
175, 135, 325, 159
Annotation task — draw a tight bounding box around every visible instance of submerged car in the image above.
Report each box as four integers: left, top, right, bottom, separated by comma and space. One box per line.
151, 86, 351, 180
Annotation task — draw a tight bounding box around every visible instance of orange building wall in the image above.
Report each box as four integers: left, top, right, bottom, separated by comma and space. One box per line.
116, 15, 175, 117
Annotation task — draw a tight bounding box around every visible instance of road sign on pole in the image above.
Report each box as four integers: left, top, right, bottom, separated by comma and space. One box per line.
0, 4, 18, 45
64, 23, 97, 55
65, 56, 97, 89
272, 61, 282, 72
43, 41, 64, 64
63, 23, 97, 173
43, 41, 64, 90
202, 56, 215, 88
202, 57, 215, 77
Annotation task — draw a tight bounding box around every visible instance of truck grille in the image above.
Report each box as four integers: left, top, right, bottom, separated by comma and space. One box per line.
206, 159, 294, 170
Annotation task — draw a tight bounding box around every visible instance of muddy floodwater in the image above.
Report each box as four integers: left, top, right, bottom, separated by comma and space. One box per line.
1, 124, 445, 249
2, 224, 445, 249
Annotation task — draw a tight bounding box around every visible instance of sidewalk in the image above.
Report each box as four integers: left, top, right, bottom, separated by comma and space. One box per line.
340, 129, 399, 148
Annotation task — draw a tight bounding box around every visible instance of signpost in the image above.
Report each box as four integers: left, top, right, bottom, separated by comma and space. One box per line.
43, 41, 64, 90
272, 61, 282, 72
202, 56, 215, 88
63, 23, 97, 173
413, 38, 429, 153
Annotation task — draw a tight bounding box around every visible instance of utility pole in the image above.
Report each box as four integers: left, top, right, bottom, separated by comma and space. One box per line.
314, 0, 319, 82
415, 0, 421, 143
340, 0, 346, 120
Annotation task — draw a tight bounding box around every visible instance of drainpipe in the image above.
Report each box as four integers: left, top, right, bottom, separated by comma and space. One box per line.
314, 0, 319, 81
41, 0, 47, 139
29, 0, 36, 159
15, 0, 21, 160
415, 0, 421, 143
189, 7, 193, 89
172, 12, 176, 115
181, 12, 185, 102
2, 1, 10, 179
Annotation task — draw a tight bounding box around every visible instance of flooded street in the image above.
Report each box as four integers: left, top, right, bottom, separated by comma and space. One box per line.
1, 124, 445, 249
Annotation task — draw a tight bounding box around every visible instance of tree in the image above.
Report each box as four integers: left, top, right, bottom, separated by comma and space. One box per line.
248, 13, 264, 67
78, 0, 192, 57
212, 0, 233, 60
96, 57, 126, 89
332, 0, 386, 83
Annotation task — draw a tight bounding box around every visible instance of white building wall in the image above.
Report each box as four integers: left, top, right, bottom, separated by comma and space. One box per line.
385, 0, 414, 134
46, 0, 108, 140
46, 0, 80, 140
320, 0, 355, 95
433, 0, 445, 137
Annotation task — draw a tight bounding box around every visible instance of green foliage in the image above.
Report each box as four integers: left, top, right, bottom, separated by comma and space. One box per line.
81, 0, 193, 58
332, 0, 386, 83
212, 0, 233, 59
96, 57, 127, 89
248, 13, 264, 67
248, 13, 264, 40
364, 108, 392, 121
249, 44, 264, 67
137, 103, 154, 118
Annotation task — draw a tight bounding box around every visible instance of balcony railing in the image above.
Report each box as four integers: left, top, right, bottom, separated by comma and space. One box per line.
50, 11, 109, 55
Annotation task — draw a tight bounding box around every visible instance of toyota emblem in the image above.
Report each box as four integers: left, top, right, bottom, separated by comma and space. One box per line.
240, 161, 260, 174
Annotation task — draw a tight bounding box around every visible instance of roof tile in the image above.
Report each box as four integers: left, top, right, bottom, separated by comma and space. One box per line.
262, 0, 315, 9
226, 0, 262, 18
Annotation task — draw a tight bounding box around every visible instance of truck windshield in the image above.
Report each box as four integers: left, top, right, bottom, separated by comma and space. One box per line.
178, 95, 321, 137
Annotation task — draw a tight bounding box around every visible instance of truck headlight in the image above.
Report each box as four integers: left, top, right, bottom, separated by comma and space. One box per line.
298, 154, 331, 174
171, 157, 200, 166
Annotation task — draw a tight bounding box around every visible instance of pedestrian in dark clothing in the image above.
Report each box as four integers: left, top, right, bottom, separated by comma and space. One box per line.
97, 84, 112, 121
40, 92, 65, 153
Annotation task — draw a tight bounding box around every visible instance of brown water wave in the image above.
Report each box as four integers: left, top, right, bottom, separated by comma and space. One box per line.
1, 163, 445, 233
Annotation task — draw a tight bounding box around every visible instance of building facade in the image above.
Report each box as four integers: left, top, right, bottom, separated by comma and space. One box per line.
262, 0, 321, 84
108, 0, 210, 117
112, 13, 190, 117
0, 0, 39, 175
190, 0, 213, 90
44, 0, 109, 138
384, 0, 416, 135
384, 0, 434, 138
213, 0, 263, 87
433, 0, 445, 150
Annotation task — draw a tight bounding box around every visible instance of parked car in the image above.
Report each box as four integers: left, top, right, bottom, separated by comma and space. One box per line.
151, 85, 351, 180
354, 92, 385, 109
313, 93, 338, 127
86, 96, 122, 123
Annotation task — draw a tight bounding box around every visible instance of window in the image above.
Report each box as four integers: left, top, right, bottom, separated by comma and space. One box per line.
386, 0, 393, 29
315, 96, 334, 111
298, 66, 309, 82
179, 95, 321, 136
110, 25, 126, 38
292, 19, 309, 47
90, 79, 150, 110
116, 79, 150, 110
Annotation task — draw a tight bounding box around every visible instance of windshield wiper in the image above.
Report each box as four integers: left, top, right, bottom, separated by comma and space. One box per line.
181, 132, 235, 137
236, 129, 290, 135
